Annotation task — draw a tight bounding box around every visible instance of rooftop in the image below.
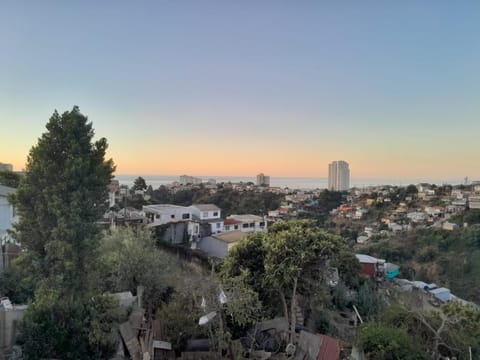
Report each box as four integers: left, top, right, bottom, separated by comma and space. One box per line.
0, 185, 15, 197
143, 204, 190, 212
212, 231, 249, 244
227, 214, 264, 222
192, 204, 221, 211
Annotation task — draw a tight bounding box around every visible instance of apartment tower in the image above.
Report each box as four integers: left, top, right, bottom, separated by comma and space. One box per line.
328, 161, 350, 191
256, 173, 270, 187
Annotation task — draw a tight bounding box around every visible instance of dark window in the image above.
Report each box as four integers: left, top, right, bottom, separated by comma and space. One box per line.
242, 223, 249, 228
234, 225, 239, 230
156, 214, 160, 219
249, 223, 255, 227
213, 211, 218, 216
171, 214, 175, 219
259, 222, 265, 227
182, 213, 190, 219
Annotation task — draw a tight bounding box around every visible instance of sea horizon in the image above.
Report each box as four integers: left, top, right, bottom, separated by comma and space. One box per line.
115, 174, 464, 190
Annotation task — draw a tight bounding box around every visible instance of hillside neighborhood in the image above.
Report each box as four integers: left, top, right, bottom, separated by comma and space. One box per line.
2, 165, 479, 359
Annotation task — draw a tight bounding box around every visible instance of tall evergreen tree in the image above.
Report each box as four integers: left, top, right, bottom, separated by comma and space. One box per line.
9, 107, 119, 359
11, 106, 115, 292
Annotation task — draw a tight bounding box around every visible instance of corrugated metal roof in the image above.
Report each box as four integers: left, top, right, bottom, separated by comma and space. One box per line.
317, 334, 341, 360
355, 254, 378, 264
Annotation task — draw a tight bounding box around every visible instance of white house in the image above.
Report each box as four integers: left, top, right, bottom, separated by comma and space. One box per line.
198, 231, 248, 259
224, 214, 267, 233
190, 204, 224, 234
0, 185, 17, 243
143, 204, 192, 225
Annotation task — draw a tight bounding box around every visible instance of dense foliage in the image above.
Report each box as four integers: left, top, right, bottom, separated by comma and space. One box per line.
5, 107, 119, 359
222, 220, 359, 342
0, 170, 21, 188
143, 185, 283, 216
364, 226, 480, 303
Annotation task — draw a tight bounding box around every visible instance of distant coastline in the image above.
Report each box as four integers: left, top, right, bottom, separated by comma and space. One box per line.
115, 174, 462, 190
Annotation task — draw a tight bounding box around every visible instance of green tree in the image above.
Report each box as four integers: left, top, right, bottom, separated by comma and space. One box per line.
11, 106, 114, 290
10, 107, 117, 359
132, 176, 147, 191
356, 323, 427, 359
262, 220, 344, 343
0, 170, 21, 188
98, 227, 182, 309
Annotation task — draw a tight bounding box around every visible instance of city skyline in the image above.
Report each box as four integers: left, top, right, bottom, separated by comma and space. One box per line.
1, 1, 480, 179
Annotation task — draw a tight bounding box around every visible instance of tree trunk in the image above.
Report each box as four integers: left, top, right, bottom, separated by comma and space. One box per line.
289, 277, 298, 344
279, 289, 289, 325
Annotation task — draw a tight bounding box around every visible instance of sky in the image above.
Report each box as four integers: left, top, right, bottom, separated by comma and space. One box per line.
1, 1, 479, 181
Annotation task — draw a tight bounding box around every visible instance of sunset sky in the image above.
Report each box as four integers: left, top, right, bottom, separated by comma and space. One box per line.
1, 1, 479, 181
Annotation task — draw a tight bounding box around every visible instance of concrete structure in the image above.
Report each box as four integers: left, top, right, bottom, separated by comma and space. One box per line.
328, 161, 350, 191
198, 231, 248, 258
143, 204, 192, 226
190, 204, 224, 234
0, 163, 13, 172
144, 204, 194, 244
179, 175, 202, 185
0, 304, 28, 360
256, 173, 270, 187
0, 185, 16, 244
107, 179, 120, 209
224, 214, 267, 233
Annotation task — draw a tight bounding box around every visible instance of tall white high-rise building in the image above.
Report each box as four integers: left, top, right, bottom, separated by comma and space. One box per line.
256, 173, 270, 187
328, 161, 350, 191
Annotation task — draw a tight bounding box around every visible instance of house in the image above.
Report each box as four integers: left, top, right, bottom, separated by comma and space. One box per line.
198, 231, 248, 259
0, 185, 17, 244
354, 208, 368, 220
468, 196, 480, 209
143, 204, 192, 225
224, 214, 267, 233
442, 222, 457, 231
356, 235, 369, 244
407, 212, 427, 223
355, 254, 384, 279
190, 204, 224, 234
143, 204, 194, 244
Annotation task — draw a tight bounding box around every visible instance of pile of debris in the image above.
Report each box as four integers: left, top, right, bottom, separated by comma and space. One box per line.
115, 305, 174, 360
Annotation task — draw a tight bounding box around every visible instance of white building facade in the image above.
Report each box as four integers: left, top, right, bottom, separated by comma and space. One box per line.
0, 185, 17, 243
256, 173, 270, 187
328, 160, 350, 191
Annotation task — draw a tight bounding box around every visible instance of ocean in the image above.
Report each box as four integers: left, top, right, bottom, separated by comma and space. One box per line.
115, 175, 461, 190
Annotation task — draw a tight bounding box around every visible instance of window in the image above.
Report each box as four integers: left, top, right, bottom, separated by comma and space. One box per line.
242, 223, 249, 228
225, 225, 230, 231
249, 223, 255, 228
156, 214, 160, 219
213, 211, 218, 217
203, 212, 209, 218
216, 223, 221, 228
234, 225, 239, 230
171, 214, 175, 219
182, 213, 190, 219
259, 222, 265, 227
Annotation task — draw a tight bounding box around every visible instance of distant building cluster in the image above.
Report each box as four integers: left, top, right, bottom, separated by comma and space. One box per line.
328, 160, 350, 191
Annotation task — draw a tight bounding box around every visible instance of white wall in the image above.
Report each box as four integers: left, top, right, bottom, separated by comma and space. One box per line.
0, 196, 14, 233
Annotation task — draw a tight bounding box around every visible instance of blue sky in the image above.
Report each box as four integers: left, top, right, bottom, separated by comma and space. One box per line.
1, 1, 479, 179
